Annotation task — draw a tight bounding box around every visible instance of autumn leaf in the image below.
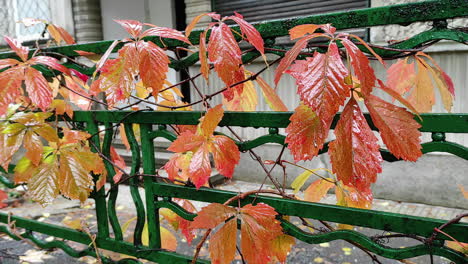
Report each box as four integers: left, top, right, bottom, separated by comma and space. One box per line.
287, 43, 350, 123
14, 129, 105, 206
458, 185, 468, 200
340, 37, 376, 96
336, 182, 373, 209
199, 30, 210, 81
289, 24, 322, 40
365, 94, 422, 161
223, 72, 257, 111
207, 23, 245, 101
304, 178, 335, 203
227, 13, 264, 55
386, 58, 416, 96
270, 234, 295, 263
164, 105, 240, 188
161, 198, 197, 244
47, 23, 75, 45
110, 146, 126, 183
185, 13, 216, 38
255, 75, 288, 111
0, 189, 8, 208
290, 168, 334, 193
190, 202, 283, 264
274, 33, 327, 86
285, 103, 330, 161
329, 98, 382, 191
137, 41, 170, 97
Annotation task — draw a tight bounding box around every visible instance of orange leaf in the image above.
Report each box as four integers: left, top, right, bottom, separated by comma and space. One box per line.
30, 56, 71, 76
199, 104, 224, 137
304, 178, 335, 203
341, 38, 376, 96
23, 130, 43, 166
386, 58, 416, 95
210, 135, 240, 179
0, 58, 20, 70
47, 24, 75, 45
287, 43, 350, 122
336, 182, 373, 209
410, 59, 435, 112
209, 218, 237, 264
185, 13, 215, 38
190, 203, 236, 229
256, 75, 288, 111
289, 24, 321, 40
329, 99, 382, 191
377, 80, 419, 116
161, 226, 178, 251
458, 185, 468, 200
270, 234, 295, 263
0, 124, 25, 170
222, 74, 257, 111
365, 95, 422, 161
240, 203, 283, 263
137, 41, 169, 97
207, 23, 244, 101
161, 198, 197, 244
285, 104, 330, 161
199, 30, 210, 81
0, 68, 23, 115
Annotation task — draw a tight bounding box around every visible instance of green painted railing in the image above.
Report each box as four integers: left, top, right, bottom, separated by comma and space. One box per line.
1, 0, 467, 263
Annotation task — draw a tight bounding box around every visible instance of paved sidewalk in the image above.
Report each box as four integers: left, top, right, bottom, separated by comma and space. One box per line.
0, 180, 466, 263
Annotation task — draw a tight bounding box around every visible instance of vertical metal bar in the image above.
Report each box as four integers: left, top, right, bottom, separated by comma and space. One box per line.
123, 124, 145, 246
102, 123, 123, 241
140, 124, 161, 248
86, 121, 109, 238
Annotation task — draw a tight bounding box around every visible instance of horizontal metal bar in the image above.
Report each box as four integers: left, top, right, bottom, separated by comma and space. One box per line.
0, 212, 208, 263
68, 111, 468, 133
0, 0, 466, 59
152, 182, 468, 243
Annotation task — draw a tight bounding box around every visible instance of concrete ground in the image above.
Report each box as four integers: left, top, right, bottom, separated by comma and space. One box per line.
0, 180, 466, 264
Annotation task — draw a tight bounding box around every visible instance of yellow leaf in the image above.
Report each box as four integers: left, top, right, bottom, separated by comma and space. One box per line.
291, 168, 334, 193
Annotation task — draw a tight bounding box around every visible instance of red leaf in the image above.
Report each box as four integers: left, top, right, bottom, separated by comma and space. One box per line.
4, 36, 29, 61
114, 19, 143, 38
240, 203, 283, 264
377, 80, 419, 116
274, 34, 324, 85
365, 95, 422, 161
210, 135, 240, 178
340, 38, 376, 95
190, 203, 236, 229
207, 23, 244, 101
227, 15, 264, 54
24, 68, 53, 111
329, 98, 382, 190
137, 41, 169, 97
141, 26, 190, 44
30, 56, 71, 75
110, 146, 126, 183
287, 43, 350, 122
386, 58, 415, 95
0, 189, 7, 208
0, 58, 19, 70
285, 104, 330, 161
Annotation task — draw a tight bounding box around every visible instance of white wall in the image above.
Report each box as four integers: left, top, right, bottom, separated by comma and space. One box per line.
99, 0, 178, 85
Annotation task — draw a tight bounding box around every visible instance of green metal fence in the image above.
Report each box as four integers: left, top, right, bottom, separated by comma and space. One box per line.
0, 0, 467, 263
